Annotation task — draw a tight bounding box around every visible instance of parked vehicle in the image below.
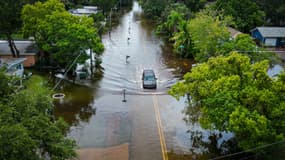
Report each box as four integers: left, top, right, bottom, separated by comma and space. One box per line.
142, 69, 157, 89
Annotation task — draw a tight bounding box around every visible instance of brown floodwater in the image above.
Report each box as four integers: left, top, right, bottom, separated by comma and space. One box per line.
53, 2, 243, 160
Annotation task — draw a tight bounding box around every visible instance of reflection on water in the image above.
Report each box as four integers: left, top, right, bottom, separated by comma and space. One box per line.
161, 96, 238, 160
51, 1, 256, 160
53, 83, 97, 126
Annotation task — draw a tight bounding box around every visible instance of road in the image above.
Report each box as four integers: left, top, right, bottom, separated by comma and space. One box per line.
54, 2, 205, 160
52, 2, 285, 159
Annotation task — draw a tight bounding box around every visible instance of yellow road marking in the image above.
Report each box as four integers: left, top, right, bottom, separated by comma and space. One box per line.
141, 27, 167, 160
153, 95, 168, 160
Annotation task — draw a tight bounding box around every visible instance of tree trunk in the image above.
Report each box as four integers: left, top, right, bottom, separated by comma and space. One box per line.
6, 33, 20, 58
12, 40, 20, 58
6, 33, 16, 57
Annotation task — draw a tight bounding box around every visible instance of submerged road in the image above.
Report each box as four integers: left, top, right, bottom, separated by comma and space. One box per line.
53, 1, 282, 159
54, 1, 202, 160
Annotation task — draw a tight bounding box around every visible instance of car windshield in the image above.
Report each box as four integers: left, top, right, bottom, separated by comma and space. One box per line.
144, 75, 155, 81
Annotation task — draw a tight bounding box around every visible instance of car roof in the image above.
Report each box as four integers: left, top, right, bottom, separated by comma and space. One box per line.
143, 69, 155, 75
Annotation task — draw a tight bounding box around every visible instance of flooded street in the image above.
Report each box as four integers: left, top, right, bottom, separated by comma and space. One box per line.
54, 2, 233, 160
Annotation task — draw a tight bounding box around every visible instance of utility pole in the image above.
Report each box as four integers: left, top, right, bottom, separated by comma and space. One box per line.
109, 8, 112, 30
90, 49, 93, 76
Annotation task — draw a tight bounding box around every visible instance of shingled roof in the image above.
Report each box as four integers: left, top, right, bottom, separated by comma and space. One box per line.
0, 40, 38, 55
253, 27, 285, 38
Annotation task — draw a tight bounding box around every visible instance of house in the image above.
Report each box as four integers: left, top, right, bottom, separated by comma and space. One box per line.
69, 6, 99, 16
250, 27, 285, 47
0, 58, 26, 78
0, 40, 38, 67
228, 27, 242, 39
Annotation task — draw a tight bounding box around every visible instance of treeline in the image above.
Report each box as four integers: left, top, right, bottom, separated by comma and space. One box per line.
140, 0, 278, 63
140, 0, 285, 31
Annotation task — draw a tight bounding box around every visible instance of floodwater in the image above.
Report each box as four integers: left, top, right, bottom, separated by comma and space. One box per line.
53, 2, 237, 160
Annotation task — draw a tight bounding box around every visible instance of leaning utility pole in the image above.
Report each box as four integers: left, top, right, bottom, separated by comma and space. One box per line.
90, 49, 93, 76
109, 8, 112, 30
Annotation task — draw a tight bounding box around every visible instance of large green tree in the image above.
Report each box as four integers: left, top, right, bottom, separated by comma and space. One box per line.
91, 0, 117, 15
255, 0, 285, 26
215, 0, 265, 32
171, 20, 195, 58
157, 10, 186, 38
0, 71, 76, 159
0, 0, 35, 57
183, 0, 206, 12
22, 0, 104, 67
140, 0, 168, 19
0, 0, 47, 57
169, 52, 285, 152
187, 11, 230, 62
0, 0, 22, 57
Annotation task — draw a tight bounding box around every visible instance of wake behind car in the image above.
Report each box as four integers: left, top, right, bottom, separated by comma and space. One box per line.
142, 69, 157, 89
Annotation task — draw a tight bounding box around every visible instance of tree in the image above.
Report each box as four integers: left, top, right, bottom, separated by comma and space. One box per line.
22, 0, 104, 67
255, 0, 285, 26
187, 11, 230, 62
159, 3, 192, 24
0, 71, 77, 159
0, 68, 14, 101
157, 10, 185, 38
215, 0, 265, 32
140, 0, 168, 19
0, 0, 47, 57
171, 20, 195, 58
0, 0, 24, 57
91, 0, 117, 15
183, 0, 206, 12
220, 34, 279, 64
169, 52, 285, 152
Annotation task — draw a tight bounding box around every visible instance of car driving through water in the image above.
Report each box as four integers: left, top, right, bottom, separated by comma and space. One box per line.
142, 69, 157, 89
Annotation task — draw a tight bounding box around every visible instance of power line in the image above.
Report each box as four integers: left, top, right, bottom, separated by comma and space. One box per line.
52, 51, 83, 90
235, 50, 285, 53
210, 140, 285, 160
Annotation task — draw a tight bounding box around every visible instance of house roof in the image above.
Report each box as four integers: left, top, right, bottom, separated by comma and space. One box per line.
253, 27, 285, 38
69, 8, 98, 16
227, 27, 242, 39
0, 40, 38, 55
83, 6, 98, 11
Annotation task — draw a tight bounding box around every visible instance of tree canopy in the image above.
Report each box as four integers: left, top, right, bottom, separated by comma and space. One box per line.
0, 0, 32, 57
140, 0, 168, 19
22, 0, 104, 67
255, 0, 285, 26
91, 0, 117, 15
183, 0, 206, 12
215, 0, 265, 32
0, 71, 76, 159
169, 52, 285, 151
187, 11, 230, 62
220, 33, 279, 64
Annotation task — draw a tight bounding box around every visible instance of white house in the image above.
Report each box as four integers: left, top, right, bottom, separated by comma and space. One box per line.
69, 6, 99, 16
0, 58, 26, 78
